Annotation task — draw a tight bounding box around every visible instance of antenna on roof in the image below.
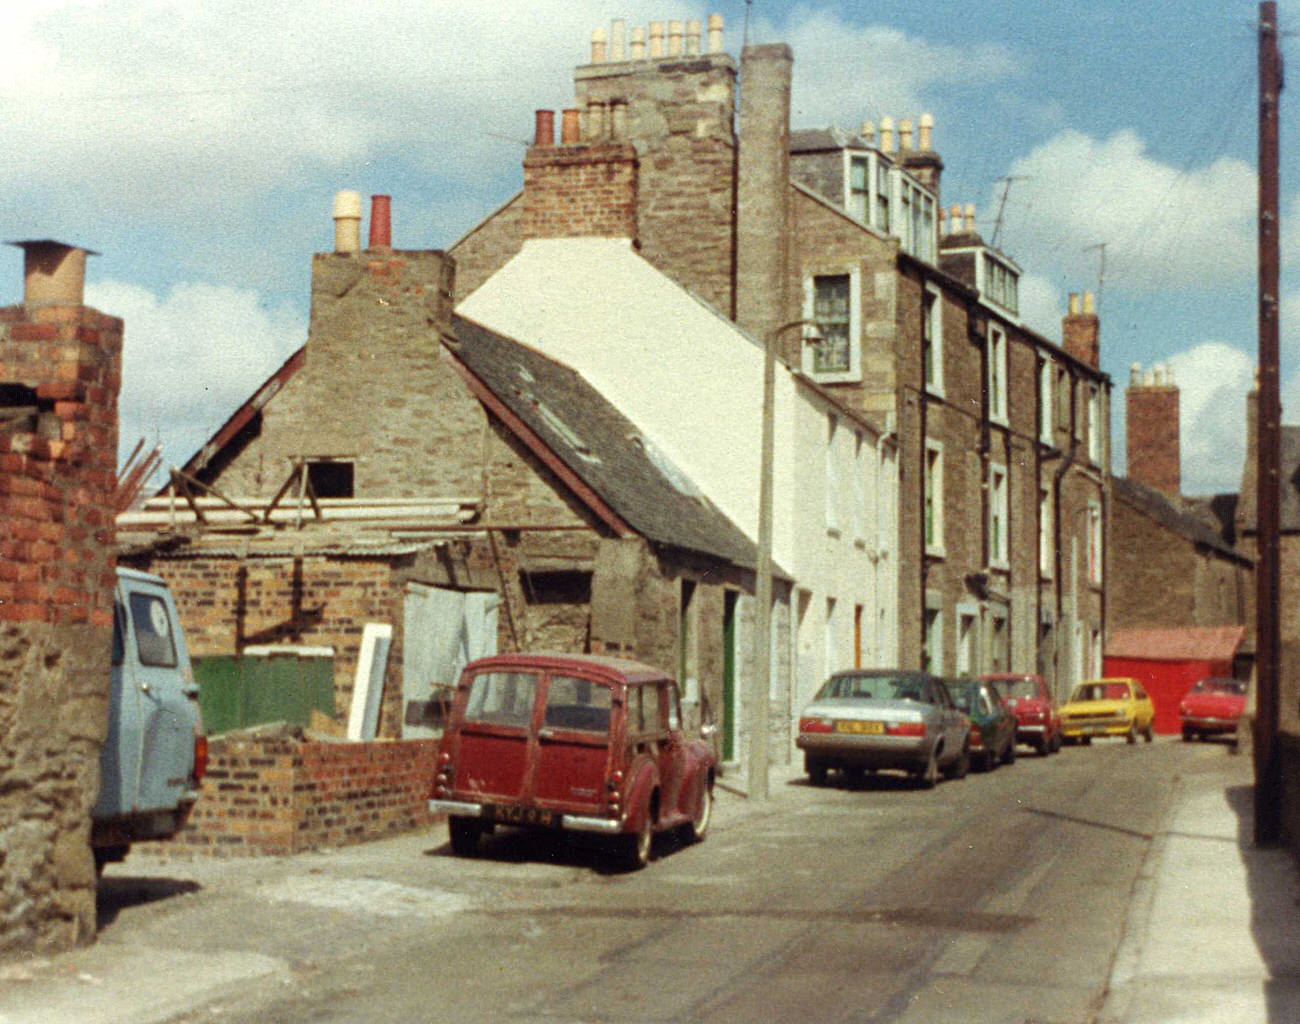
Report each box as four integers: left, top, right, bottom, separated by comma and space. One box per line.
990, 175, 1029, 248
743, 0, 753, 48
1085, 241, 1108, 314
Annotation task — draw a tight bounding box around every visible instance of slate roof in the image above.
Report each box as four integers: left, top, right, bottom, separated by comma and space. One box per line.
1112, 475, 1251, 565
450, 314, 760, 572
789, 126, 873, 153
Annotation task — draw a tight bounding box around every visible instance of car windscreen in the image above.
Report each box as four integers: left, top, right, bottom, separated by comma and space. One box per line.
1072, 682, 1130, 702
1002, 679, 1040, 700
1194, 679, 1246, 696
543, 674, 612, 733
816, 674, 927, 702
128, 591, 178, 668
463, 671, 538, 727
951, 686, 986, 714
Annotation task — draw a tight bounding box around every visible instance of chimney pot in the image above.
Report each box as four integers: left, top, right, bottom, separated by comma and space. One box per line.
585, 101, 606, 141
686, 18, 701, 55
610, 19, 626, 60
591, 28, 607, 63
707, 13, 724, 53
880, 116, 895, 154
12, 240, 93, 308
859, 120, 876, 144
332, 190, 362, 253
534, 109, 555, 146
631, 26, 646, 59
368, 194, 392, 249
1130, 363, 1142, 385
918, 113, 934, 151
668, 20, 683, 55
899, 118, 914, 151
1068, 292, 1080, 315
561, 108, 581, 144
1082, 291, 1096, 315
963, 203, 976, 232
649, 21, 665, 58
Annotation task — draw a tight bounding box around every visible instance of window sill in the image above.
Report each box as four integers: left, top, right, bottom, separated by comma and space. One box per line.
925, 545, 946, 560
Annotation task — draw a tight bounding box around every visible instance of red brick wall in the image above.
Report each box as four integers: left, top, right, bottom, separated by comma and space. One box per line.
164, 733, 438, 856
1127, 384, 1181, 496
521, 143, 639, 240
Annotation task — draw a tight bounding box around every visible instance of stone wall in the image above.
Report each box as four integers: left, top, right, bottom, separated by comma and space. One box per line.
0, 256, 122, 953
154, 730, 438, 856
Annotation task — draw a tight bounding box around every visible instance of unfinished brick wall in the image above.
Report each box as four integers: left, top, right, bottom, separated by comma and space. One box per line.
157, 731, 438, 856
0, 243, 122, 953
521, 142, 639, 240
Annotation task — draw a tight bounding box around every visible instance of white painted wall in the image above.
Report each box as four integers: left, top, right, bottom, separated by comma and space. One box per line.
459, 238, 899, 762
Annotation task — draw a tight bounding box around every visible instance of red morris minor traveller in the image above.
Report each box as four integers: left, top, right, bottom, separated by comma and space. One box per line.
429, 653, 717, 870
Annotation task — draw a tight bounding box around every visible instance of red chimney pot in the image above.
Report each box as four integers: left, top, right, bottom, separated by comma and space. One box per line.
534, 110, 555, 147
369, 194, 392, 249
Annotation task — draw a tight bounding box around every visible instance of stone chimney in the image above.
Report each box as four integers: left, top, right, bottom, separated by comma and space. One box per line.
1126, 363, 1181, 496
735, 43, 793, 349
1063, 291, 1100, 369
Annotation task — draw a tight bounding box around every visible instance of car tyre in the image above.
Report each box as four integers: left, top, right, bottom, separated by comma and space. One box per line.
943, 743, 970, 781
1143, 725, 1154, 743
1002, 736, 1017, 765
807, 758, 829, 787
1050, 731, 1062, 754
448, 817, 482, 857
1126, 723, 1138, 745
618, 800, 654, 871
1081, 736, 1092, 746
916, 747, 940, 789
687, 779, 713, 843
1182, 727, 1195, 742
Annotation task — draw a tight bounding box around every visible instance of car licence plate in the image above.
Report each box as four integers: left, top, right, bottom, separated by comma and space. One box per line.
835, 720, 885, 735
482, 804, 558, 828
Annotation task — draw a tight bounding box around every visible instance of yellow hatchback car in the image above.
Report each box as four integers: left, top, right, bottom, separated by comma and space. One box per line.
1060, 678, 1155, 745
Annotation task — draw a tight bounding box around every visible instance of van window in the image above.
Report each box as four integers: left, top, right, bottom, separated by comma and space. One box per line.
129, 592, 177, 667
544, 675, 611, 733
464, 671, 537, 727
111, 601, 125, 667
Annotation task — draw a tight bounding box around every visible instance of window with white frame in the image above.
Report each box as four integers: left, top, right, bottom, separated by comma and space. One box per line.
988, 325, 1008, 424
1088, 385, 1103, 465
852, 432, 869, 543
1038, 355, 1053, 444
980, 252, 1019, 314
923, 286, 943, 394
1086, 502, 1103, 584
988, 463, 1009, 568
875, 159, 891, 232
826, 415, 841, 533
922, 604, 942, 674
846, 154, 871, 223
924, 441, 944, 555
825, 597, 838, 678
956, 610, 978, 676
1039, 485, 1053, 579
895, 175, 936, 263
803, 270, 859, 381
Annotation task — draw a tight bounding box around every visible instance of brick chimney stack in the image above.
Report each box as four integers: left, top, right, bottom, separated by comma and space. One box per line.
520, 106, 639, 241
1126, 363, 1181, 496
1063, 291, 1100, 368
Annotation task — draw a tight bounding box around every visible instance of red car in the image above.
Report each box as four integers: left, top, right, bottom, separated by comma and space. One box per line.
1180, 677, 1248, 741
980, 673, 1062, 756
429, 653, 717, 870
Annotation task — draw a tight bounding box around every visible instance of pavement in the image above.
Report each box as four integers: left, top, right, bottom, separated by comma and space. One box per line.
0, 745, 1297, 1024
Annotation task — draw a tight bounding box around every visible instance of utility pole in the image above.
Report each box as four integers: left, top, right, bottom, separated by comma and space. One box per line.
1255, 0, 1283, 847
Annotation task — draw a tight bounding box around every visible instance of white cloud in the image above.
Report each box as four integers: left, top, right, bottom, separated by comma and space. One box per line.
994, 130, 1255, 293
87, 279, 304, 475
1016, 273, 1064, 340
1163, 342, 1254, 495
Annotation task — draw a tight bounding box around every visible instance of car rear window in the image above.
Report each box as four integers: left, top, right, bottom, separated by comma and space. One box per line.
128, 592, 177, 668
816, 674, 928, 702
543, 675, 612, 733
464, 671, 538, 727
1002, 679, 1040, 699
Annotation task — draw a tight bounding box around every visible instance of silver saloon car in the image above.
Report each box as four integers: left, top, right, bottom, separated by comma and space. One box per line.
796, 670, 971, 788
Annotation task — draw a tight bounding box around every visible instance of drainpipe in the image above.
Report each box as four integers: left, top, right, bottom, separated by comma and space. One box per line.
1053, 370, 1080, 697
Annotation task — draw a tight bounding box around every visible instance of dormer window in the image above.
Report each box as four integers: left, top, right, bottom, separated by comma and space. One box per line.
979, 252, 1019, 315
841, 151, 933, 262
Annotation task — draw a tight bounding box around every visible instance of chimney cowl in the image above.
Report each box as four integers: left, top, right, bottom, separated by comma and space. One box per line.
7, 239, 97, 308
368, 194, 392, 249
332, 191, 363, 253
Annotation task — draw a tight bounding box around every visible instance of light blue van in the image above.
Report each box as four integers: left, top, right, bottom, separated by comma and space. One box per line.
92, 568, 206, 871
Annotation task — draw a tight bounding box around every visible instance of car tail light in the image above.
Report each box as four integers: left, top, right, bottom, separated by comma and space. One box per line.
192, 733, 208, 785
968, 723, 983, 747
799, 717, 834, 734
432, 751, 455, 798
886, 721, 925, 737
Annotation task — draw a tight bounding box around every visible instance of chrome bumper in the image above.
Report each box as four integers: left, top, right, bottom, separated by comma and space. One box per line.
427, 799, 624, 836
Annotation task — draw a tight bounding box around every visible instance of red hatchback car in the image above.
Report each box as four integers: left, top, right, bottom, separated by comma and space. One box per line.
429, 653, 717, 870
1180, 677, 1248, 742
980, 673, 1062, 755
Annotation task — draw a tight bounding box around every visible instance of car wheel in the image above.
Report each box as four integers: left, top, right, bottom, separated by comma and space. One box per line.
1126, 723, 1138, 745
977, 751, 994, 772
807, 758, 829, 787
916, 747, 940, 789
448, 817, 482, 857
1143, 725, 1154, 743
687, 779, 713, 843
618, 800, 654, 871
1081, 736, 1092, 746
943, 743, 970, 781
1003, 736, 1017, 765
1182, 727, 1194, 742
1050, 732, 1062, 754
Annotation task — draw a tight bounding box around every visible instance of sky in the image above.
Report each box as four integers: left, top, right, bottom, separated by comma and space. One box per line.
0, 0, 1291, 497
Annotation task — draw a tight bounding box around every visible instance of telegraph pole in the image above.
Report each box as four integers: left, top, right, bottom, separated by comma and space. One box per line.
1255, 0, 1283, 847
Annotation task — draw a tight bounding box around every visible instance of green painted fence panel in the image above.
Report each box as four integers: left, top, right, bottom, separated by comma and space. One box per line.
192, 651, 335, 735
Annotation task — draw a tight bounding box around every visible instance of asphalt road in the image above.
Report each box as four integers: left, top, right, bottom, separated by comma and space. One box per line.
89, 736, 1226, 1024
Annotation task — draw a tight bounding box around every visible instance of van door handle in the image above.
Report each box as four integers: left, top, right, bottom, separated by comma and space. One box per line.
140, 682, 151, 694
539, 728, 556, 740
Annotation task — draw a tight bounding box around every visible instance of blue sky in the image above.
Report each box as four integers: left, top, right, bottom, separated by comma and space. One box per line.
0, 0, 1288, 496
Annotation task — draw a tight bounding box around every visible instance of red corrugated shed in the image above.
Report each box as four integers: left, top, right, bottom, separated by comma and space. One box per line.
1104, 626, 1245, 734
